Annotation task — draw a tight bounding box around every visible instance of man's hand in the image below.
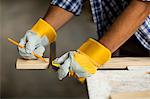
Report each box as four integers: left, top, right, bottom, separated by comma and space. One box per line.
19, 6, 73, 59
53, 38, 111, 83
19, 18, 56, 59
53, 51, 94, 80
19, 30, 49, 59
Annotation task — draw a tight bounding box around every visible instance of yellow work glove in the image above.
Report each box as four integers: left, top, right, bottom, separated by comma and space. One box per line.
53, 38, 111, 83
19, 18, 56, 59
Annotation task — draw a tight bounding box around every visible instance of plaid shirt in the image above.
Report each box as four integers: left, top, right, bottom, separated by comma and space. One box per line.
51, 0, 150, 50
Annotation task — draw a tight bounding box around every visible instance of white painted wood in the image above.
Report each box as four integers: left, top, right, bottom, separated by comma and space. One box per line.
86, 69, 150, 99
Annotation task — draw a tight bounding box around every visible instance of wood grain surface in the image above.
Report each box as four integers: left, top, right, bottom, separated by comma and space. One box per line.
16, 58, 49, 69
16, 57, 150, 69
110, 91, 150, 99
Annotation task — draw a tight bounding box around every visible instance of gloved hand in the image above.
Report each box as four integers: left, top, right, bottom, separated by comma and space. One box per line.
53, 38, 111, 83
19, 18, 56, 59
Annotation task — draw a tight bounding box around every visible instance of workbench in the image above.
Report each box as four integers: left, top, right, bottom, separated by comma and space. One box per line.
86, 57, 150, 99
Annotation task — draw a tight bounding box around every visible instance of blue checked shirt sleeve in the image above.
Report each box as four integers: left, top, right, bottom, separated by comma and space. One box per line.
51, 0, 83, 15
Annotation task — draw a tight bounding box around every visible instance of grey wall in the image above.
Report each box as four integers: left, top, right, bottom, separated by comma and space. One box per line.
1, 0, 97, 98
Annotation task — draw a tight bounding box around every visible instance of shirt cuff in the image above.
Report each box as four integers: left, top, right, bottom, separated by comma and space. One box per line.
51, 0, 83, 15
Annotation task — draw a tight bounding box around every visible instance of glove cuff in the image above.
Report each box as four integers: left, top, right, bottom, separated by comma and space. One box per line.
31, 18, 57, 43
78, 38, 111, 66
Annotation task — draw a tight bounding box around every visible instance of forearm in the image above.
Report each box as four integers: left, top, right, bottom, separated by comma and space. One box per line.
99, 0, 149, 53
43, 6, 73, 30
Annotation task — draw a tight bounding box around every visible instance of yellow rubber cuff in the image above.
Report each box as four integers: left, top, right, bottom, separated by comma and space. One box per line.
31, 18, 57, 43
78, 38, 111, 66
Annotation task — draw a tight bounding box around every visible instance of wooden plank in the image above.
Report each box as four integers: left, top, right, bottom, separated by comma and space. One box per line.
16, 57, 150, 69
101, 57, 150, 69
16, 58, 49, 69
110, 91, 150, 99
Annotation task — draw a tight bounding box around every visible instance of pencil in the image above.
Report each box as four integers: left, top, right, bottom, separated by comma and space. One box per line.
8, 38, 48, 63
8, 38, 24, 48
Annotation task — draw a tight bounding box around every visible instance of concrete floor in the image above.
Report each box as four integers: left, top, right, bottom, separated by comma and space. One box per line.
1, 0, 97, 98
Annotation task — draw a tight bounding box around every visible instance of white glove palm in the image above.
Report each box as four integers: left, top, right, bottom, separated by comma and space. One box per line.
53, 51, 92, 80
18, 30, 49, 59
